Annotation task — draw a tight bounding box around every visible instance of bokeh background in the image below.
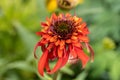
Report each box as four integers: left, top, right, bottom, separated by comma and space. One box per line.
0, 0, 120, 80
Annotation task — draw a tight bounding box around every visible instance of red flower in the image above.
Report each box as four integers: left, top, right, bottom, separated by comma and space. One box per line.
34, 13, 94, 76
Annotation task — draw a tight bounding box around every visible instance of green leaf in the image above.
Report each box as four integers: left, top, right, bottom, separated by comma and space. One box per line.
74, 71, 87, 80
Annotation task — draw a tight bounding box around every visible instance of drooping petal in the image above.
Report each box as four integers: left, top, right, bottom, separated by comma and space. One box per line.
61, 48, 69, 67
75, 47, 89, 68
40, 38, 48, 44
85, 43, 94, 62
48, 49, 57, 60
53, 47, 57, 57
69, 45, 77, 58
47, 43, 54, 50
41, 45, 46, 52
38, 50, 48, 76
48, 58, 63, 74
34, 42, 42, 59
45, 58, 51, 72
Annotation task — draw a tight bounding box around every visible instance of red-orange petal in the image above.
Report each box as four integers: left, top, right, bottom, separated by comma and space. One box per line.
65, 13, 71, 17
61, 48, 69, 67
73, 43, 82, 48
41, 22, 48, 27
41, 45, 46, 52
47, 43, 54, 50
36, 32, 44, 36
78, 36, 89, 42
52, 13, 57, 20
60, 40, 65, 46
34, 42, 42, 59
55, 40, 60, 46
82, 27, 90, 34
75, 47, 89, 68
58, 14, 63, 19
74, 17, 82, 25
46, 17, 51, 25
45, 58, 51, 72
66, 39, 71, 43
71, 36, 78, 40
53, 47, 57, 57
80, 22, 87, 30
69, 45, 77, 58
38, 50, 48, 76
58, 47, 63, 57
50, 36, 57, 42
48, 58, 63, 74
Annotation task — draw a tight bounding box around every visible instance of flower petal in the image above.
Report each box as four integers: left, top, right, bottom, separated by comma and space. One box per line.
34, 42, 42, 59
65, 13, 71, 17
53, 47, 57, 57
69, 45, 77, 58
48, 58, 63, 74
75, 47, 89, 68
82, 27, 89, 34
36, 32, 44, 36
45, 58, 51, 72
41, 45, 46, 52
38, 50, 48, 76
78, 36, 89, 42
41, 22, 48, 27
80, 22, 87, 30
55, 40, 60, 46
52, 13, 57, 20
85, 43, 94, 62
61, 48, 69, 67
58, 47, 63, 57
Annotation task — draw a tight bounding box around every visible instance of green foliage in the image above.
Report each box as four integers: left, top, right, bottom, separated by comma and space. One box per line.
0, 0, 120, 80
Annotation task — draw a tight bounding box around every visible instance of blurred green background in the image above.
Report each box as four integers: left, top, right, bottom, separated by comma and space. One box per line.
0, 0, 120, 80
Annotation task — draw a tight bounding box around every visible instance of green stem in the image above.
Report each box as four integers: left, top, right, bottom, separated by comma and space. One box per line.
53, 71, 59, 80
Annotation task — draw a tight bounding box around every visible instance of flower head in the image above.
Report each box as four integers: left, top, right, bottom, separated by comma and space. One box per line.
57, 0, 84, 10
34, 13, 94, 76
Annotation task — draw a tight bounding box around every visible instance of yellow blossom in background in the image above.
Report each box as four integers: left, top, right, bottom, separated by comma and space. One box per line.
46, 0, 57, 12
79, 0, 84, 4
102, 37, 116, 50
